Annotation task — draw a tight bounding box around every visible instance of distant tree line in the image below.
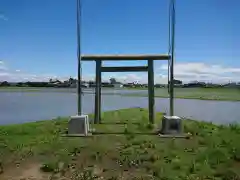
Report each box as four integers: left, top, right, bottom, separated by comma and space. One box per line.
0, 77, 239, 88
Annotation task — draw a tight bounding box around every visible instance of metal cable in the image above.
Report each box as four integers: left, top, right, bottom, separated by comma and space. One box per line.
169, 0, 176, 116
167, 0, 175, 94
77, 0, 82, 115
168, 0, 172, 93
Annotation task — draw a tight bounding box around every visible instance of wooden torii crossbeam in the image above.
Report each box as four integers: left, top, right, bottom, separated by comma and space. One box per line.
81, 54, 171, 124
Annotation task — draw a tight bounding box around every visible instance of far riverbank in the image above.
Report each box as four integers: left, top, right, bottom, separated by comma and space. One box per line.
0, 87, 239, 101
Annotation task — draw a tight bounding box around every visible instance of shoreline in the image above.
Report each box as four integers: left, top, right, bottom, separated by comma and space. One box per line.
121, 93, 240, 102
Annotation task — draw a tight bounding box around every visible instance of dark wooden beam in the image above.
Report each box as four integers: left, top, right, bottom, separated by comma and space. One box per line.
148, 60, 155, 124
101, 66, 148, 72
81, 54, 170, 61
95, 60, 102, 124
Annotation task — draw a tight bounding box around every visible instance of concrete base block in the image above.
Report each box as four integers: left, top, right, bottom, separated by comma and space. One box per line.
67, 115, 90, 136
160, 115, 183, 135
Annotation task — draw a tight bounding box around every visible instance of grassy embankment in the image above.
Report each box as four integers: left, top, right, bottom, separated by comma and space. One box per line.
1, 108, 240, 179
123, 88, 240, 101
1, 86, 240, 101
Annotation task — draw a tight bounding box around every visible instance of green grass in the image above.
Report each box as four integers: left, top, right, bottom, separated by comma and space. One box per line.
1, 108, 240, 179
1, 87, 239, 101
123, 87, 240, 101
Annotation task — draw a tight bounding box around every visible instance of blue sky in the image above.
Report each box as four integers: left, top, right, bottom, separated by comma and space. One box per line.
0, 0, 239, 83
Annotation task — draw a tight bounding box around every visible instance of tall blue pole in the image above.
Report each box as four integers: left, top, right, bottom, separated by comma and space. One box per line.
169, 0, 175, 116
77, 0, 82, 115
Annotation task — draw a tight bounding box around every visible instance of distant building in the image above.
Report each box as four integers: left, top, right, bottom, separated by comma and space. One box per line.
123, 83, 135, 88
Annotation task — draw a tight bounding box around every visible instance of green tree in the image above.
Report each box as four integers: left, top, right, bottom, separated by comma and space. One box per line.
110, 78, 117, 84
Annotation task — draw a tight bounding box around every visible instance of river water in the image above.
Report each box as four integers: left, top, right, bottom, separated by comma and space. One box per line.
0, 90, 239, 125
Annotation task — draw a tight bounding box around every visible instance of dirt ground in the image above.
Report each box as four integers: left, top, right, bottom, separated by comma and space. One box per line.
0, 162, 51, 180
0, 160, 147, 180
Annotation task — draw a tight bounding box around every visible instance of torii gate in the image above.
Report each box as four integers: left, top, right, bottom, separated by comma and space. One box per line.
76, 0, 176, 125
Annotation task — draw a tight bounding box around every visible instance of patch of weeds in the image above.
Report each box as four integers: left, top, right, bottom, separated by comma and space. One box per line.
152, 170, 160, 178
123, 125, 129, 134
184, 147, 196, 153
126, 133, 135, 140
131, 139, 142, 146
146, 123, 154, 130
69, 147, 82, 156
184, 123, 198, 136
140, 143, 146, 149
196, 160, 215, 178
90, 151, 102, 161
115, 158, 123, 167
147, 142, 156, 149
142, 148, 148, 155
137, 123, 146, 131
163, 156, 172, 163
127, 159, 140, 168
219, 124, 226, 130
40, 161, 59, 173
230, 147, 240, 162
68, 161, 77, 170
221, 138, 232, 146
148, 154, 160, 163
196, 147, 229, 170
139, 155, 148, 164
189, 161, 197, 174
168, 138, 176, 149
195, 150, 208, 165
151, 163, 172, 180
171, 158, 181, 170
142, 162, 153, 172
198, 137, 207, 145
118, 148, 143, 169
185, 134, 192, 139
229, 124, 240, 133
122, 143, 131, 149
72, 168, 98, 180
207, 148, 229, 167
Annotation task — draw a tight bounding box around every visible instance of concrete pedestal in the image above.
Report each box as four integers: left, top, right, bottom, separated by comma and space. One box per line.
68, 115, 91, 136
160, 115, 183, 135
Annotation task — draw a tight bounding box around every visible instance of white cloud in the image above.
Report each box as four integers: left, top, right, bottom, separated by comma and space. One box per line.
0, 60, 8, 71
101, 73, 168, 84
161, 63, 240, 75
0, 60, 67, 82
0, 14, 8, 21
159, 62, 240, 83
113, 73, 146, 83
0, 60, 239, 84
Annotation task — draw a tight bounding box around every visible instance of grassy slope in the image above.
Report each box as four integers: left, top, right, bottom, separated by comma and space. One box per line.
123, 88, 240, 101
1, 108, 240, 179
